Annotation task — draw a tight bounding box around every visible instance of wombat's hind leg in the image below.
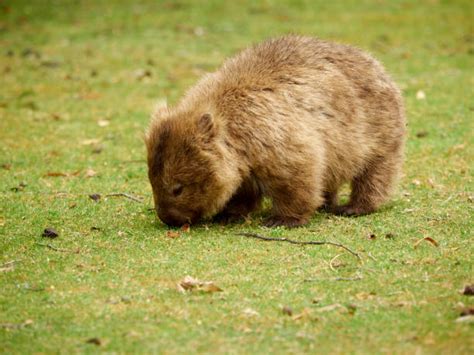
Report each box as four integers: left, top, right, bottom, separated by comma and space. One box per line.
335, 154, 401, 216
213, 177, 262, 224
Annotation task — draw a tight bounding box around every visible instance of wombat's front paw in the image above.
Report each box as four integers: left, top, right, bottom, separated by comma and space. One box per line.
213, 211, 245, 225
263, 216, 307, 228
333, 205, 374, 217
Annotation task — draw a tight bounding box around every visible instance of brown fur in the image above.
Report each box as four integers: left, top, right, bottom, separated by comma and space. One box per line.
145, 35, 406, 227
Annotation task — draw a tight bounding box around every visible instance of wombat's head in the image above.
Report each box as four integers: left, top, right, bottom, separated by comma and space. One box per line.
145, 105, 240, 226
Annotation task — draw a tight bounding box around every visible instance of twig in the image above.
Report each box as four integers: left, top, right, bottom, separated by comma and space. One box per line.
105, 193, 143, 203
35, 242, 71, 253
334, 275, 363, 281
0, 260, 19, 268
367, 252, 377, 261
236, 232, 360, 259
329, 253, 344, 271
304, 274, 363, 282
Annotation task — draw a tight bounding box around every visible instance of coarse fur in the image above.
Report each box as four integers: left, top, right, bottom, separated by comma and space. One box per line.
145, 35, 406, 227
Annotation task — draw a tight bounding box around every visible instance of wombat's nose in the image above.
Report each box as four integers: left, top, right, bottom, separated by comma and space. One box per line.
158, 209, 187, 227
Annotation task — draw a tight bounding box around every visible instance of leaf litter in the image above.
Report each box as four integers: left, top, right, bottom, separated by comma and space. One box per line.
177, 276, 222, 293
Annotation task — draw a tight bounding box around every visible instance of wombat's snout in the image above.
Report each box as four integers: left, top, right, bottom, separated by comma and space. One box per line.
157, 208, 188, 227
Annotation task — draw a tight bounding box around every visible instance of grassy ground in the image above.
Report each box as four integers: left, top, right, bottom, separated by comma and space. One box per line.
1, 0, 473, 353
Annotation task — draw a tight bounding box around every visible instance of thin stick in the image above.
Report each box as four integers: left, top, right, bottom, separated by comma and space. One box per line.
0, 260, 19, 268
236, 232, 360, 259
329, 253, 344, 271
35, 242, 71, 252
334, 275, 363, 281
106, 193, 143, 203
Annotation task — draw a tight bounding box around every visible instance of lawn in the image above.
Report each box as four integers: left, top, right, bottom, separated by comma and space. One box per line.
0, 0, 473, 353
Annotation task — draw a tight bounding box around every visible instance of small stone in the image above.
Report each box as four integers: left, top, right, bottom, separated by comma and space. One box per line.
282, 306, 293, 316
42, 228, 58, 238
89, 194, 101, 202
416, 90, 426, 100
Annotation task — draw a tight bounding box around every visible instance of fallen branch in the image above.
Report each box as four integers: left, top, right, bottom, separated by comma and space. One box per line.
236, 232, 360, 259
35, 242, 72, 253
105, 193, 143, 203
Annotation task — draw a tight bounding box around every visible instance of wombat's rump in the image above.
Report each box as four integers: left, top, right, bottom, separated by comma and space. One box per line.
146, 35, 406, 227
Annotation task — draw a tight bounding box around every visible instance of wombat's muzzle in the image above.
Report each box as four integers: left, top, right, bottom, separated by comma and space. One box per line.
157, 206, 200, 227
158, 210, 186, 227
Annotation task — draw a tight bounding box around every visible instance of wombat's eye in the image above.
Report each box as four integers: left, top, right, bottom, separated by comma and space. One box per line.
172, 184, 183, 197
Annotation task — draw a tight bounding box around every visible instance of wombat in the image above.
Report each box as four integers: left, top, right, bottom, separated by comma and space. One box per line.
146, 35, 406, 227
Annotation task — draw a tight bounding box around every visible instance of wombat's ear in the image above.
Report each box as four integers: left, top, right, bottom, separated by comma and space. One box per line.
197, 113, 215, 136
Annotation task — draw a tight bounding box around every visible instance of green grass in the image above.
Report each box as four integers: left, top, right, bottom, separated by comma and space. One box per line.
1, 0, 473, 353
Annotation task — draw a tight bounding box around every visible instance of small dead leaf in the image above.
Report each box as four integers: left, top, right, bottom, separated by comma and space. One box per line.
355, 292, 376, 301
10, 182, 27, 192
92, 145, 103, 154
177, 275, 222, 293
0, 319, 33, 330
85, 168, 97, 178
44, 170, 80, 178
194, 27, 205, 36
292, 308, 313, 321
89, 194, 101, 202
462, 284, 474, 296
97, 119, 110, 127
44, 172, 68, 177
282, 306, 293, 316
412, 179, 421, 186
416, 131, 428, 138
80, 92, 101, 100
448, 143, 466, 154
414, 237, 439, 248
86, 338, 102, 346
41, 60, 61, 68
1, 163, 11, 170
166, 231, 180, 239
316, 303, 344, 313
134, 69, 152, 80
242, 308, 259, 317
416, 90, 426, 100
0, 265, 14, 273
427, 178, 437, 188
81, 138, 101, 146
42, 228, 58, 239
346, 304, 357, 315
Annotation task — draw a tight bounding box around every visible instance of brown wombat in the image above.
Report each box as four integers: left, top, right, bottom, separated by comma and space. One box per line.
145, 35, 406, 227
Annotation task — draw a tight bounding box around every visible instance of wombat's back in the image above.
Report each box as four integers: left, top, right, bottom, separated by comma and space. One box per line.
209, 36, 405, 181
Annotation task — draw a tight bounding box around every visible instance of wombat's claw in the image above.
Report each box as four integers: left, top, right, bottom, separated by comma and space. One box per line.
263, 216, 306, 228
333, 205, 373, 217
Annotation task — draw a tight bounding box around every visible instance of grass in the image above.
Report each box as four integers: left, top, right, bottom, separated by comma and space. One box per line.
0, 0, 473, 353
